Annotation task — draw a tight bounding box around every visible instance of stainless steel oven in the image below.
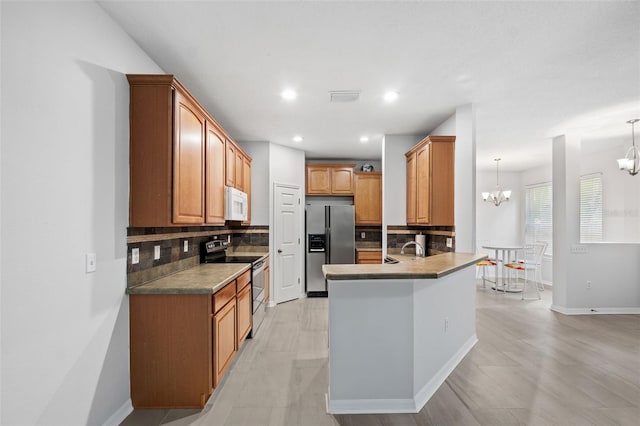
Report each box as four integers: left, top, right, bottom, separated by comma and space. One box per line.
201, 241, 267, 336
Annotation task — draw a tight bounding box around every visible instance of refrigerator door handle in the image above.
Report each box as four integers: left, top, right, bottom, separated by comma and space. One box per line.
325, 227, 331, 263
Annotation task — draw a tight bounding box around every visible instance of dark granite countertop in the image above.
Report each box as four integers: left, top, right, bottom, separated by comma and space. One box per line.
323, 252, 487, 280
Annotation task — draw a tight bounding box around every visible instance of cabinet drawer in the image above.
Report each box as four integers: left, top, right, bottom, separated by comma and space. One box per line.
236, 269, 251, 292
356, 250, 382, 264
214, 281, 236, 313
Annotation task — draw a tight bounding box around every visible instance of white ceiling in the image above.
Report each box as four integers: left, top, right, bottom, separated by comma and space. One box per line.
98, 0, 640, 171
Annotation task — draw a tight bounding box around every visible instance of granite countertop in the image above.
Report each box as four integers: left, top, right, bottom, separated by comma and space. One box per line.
126, 263, 251, 295
323, 252, 487, 280
355, 247, 382, 252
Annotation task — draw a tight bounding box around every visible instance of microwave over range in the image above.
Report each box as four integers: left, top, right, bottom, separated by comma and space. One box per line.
225, 186, 248, 221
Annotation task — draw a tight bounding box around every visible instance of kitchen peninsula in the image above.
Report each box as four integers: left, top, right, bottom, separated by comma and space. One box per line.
323, 252, 485, 414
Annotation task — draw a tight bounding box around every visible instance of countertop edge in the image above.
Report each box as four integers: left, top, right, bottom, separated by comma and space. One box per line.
323, 253, 487, 281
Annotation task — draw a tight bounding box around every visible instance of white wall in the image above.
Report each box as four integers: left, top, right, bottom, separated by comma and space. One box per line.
1, 2, 162, 425
580, 143, 640, 242
238, 141, 270, 226
552, 135, 640, 313
269, 143, 306, 299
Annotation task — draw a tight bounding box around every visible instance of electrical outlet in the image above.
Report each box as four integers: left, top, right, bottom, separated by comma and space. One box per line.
131, 248, 139, 264
183, 240, 189, 252
446, 238, 453, 248
361, 232, 366, 239
154, 245, 161, 260
444, 317, 449, 332
86, 253, 97, 273
587, 280, 592, 289
213, 235, 218, 240
571, 244, 588, 254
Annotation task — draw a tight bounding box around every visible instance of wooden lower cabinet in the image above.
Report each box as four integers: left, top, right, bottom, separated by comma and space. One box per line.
214, 296, 237, 387
356, 250, 383, 264
130, 294, 213, 408
129, 270, 254, 408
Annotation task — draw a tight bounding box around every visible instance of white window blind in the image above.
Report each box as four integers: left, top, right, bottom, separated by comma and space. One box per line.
580, 173, 603, 242
525, 182, 553, 255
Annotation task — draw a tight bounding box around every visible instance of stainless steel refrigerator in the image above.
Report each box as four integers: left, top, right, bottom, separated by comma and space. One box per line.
305, 204, 355, 294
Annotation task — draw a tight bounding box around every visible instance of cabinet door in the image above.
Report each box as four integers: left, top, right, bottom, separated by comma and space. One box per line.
242, 157, 251, 224
225, 140, 236, 188
354, 172, 382, 225
406, 152, 417, 224
236, 285, 252, 347
235, 152, 244, 191
356, 250, 383, 264
430, 141, 455, 226
173, 89, 205, 223
331, 167, 354, 195
306, 165, 331, 195
205, 123, 226, 225
416, 144, 430, 224
213, 298, 237, 387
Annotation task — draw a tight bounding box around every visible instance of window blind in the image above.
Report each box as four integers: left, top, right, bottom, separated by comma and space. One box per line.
525, 182, 553, 255
580, 173, 603, 242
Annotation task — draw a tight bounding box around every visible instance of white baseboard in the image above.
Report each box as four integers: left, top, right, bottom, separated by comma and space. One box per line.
328, 334, 478, 414
413, 334, 478, 412
328, 397, 417, 414
102, 399, 133, 426
551, 305, 640, 315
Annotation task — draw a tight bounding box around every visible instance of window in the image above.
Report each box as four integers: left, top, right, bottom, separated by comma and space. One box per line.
580, 173, 603, 242
525, 182, 552, 255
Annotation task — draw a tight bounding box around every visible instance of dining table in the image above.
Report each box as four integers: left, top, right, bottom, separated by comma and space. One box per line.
482, 244, 524, 292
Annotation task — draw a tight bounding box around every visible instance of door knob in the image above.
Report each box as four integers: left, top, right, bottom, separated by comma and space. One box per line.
277, 249, 283, 253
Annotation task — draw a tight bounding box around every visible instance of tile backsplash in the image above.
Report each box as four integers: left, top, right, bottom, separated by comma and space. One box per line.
387, 225, 455, 255
127, 225, 269, 287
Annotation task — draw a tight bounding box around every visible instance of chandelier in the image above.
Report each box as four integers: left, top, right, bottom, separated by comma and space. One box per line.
617, 119, 639, 176
482, 158, 511, 206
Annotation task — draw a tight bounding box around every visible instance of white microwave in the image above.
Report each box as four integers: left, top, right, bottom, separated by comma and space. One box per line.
225, 186, 248, 221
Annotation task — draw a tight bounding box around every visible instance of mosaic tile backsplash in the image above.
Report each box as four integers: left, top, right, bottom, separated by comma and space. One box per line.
387, 225, 455, 255
127, 225, 269, 287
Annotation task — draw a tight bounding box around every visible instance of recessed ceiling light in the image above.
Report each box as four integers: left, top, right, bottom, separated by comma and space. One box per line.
281, 89, 297, 101
360, 136, 369, 143
383, 91, 399, 102
293, 135, 303, 142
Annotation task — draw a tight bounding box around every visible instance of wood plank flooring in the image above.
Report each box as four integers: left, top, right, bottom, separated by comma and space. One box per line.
121, 283, 640, 425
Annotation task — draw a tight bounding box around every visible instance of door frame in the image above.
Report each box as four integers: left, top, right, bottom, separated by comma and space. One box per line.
271, 182, 304, 305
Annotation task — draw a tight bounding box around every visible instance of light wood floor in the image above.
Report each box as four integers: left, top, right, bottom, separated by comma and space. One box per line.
121, 283, 640, 426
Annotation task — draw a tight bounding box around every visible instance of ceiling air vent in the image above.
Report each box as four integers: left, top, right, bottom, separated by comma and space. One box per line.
329, 90, 360, 103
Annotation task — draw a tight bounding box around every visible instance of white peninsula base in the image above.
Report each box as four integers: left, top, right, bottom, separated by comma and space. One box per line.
327, 265, 477, 414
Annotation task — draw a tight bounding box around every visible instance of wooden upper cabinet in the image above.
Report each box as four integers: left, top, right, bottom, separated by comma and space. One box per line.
405, 136, 455, 226
128, 75, 211, 226
331, 167, 355, 195
225, 140, 236, 188
242, 156, 251, 224
205, 123, 226, 225
235, 151, 244, 191
173, 90, 205, 224
354, 172, 382, 225
305, 163, 355, 195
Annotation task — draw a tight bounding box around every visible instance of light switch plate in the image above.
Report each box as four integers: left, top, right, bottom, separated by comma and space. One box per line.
446, 238, 453, 248
86, 253, 97, 273
183, 240, 189, 252
361, 232, 366, 239
571, 244, 587, 254
131, 248, 139, 264
154, 245, 161, 260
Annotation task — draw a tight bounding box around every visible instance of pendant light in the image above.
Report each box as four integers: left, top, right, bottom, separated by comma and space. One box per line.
482, 158, 511, 206
617, 119, 639, 176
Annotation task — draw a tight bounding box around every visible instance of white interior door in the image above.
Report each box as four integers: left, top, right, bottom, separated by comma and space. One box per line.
274, 184, 301, 304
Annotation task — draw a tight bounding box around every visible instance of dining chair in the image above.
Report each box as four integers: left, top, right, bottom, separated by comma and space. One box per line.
476, 259, 497, 289
504, 242, 547, 300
